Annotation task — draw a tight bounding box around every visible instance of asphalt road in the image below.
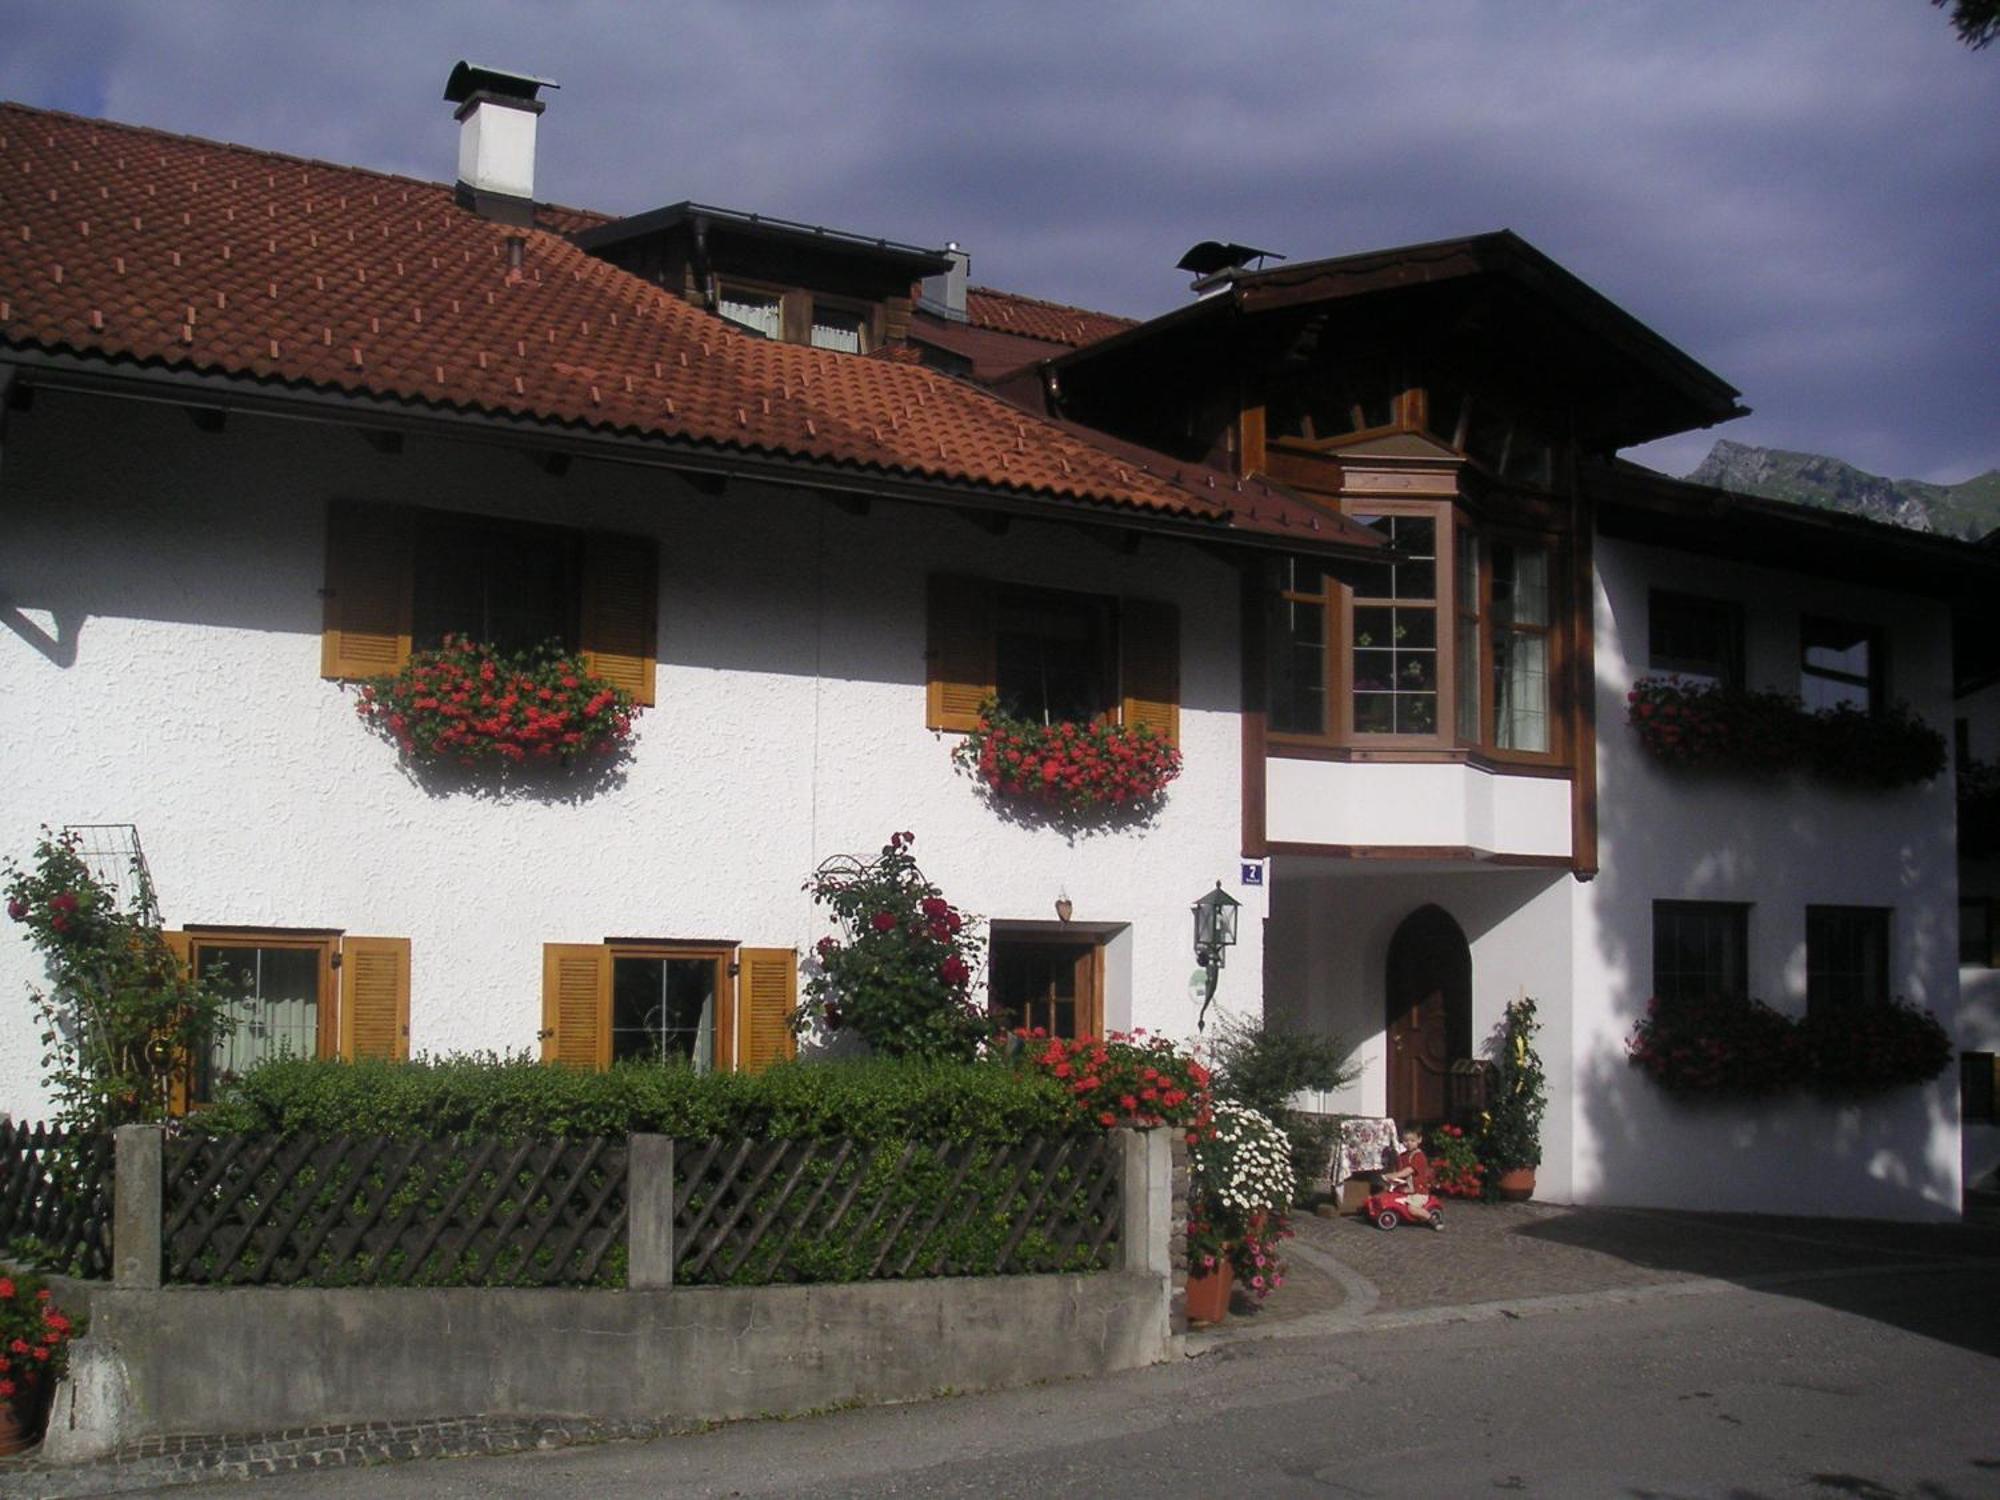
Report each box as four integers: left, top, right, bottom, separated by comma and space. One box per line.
142, 1258, 2000, 1500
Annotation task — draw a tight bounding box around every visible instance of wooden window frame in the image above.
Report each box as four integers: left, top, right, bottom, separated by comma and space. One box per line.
1805, 906, 1892, 1019
321, 501, 657, 706
540, 940, 806, 1074
1268, 555, 1334, 738
986, 929, 1106, 1042
1651, 901, 1751, 1004
1266, 504, 1566, 766
169, 927, 411, 1107
606, 940, 738, 1073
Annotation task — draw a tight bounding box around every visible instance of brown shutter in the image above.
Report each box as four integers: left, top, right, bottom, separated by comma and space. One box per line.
925, 574, 996, 731
541, 943, 609, 1070
738, 948, 797, 1073
161, 930, 194, 1116
339, 936, 410, 1062
320, 500, 414, 680
581, 532, 659, 707
1120, 596, 1181, 746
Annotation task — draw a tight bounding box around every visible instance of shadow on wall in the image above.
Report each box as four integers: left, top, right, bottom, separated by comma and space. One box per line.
1584, 626, 1960, 1219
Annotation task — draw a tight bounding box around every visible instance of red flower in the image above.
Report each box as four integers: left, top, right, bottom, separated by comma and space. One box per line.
870, 911, 899, 933
4, 899, 25, 922
938, 956, 971, 986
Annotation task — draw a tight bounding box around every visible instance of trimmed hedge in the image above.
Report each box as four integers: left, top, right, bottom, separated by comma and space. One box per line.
193, 1054, 1078, 1143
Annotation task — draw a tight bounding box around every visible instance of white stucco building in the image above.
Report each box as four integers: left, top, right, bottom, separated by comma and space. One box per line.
4, 75, 1995, 1219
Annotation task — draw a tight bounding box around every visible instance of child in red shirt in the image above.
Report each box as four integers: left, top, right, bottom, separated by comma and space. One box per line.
1382, 1123, 1441, 1227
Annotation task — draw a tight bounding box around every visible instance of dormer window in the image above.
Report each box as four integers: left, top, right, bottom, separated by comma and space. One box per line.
809, 303, 867, 353
718, 288, 783, 341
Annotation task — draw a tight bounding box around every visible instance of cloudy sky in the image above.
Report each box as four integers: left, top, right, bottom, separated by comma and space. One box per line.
2, 1, 1993, 483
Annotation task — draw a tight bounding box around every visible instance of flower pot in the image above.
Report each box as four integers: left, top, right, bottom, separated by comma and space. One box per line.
1184, 1262, 1233, 1326
0, 1398, 32, 1458
1494, 1167, 1536, 1202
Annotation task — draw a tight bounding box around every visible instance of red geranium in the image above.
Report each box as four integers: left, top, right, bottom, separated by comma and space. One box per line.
953, 701, 1181, 815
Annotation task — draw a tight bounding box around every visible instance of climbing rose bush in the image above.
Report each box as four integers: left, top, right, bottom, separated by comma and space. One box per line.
356, 634, 637, 768
953, 702, 1181, 814
797, 833, 987, 1061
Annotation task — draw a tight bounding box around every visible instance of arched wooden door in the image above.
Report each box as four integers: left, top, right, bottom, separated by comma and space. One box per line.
1385, 905, 1472, 1125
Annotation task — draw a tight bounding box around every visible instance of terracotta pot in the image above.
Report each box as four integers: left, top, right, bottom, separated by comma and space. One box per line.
1184, 1262, 1233, 1326
1494, 1167, 1536, 1202
0, 1398, 31, 1458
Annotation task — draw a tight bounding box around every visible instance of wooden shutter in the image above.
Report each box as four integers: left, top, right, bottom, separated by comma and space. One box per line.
1120, 596, 1181, 746
339, 936, 410, 1062
581, 532, 659, 707
320, 500, 414, 680
161, 931, 194, 1116
738, 948, 797, 1073
541, 943, 610, 1070
925, 574, 996, 731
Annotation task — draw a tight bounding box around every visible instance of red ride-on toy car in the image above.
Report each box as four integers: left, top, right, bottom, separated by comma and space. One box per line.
1364, 1187, 1443, 1231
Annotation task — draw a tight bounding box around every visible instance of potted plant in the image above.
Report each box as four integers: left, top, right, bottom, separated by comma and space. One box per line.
0, 1273, 82, 1453
1479, 996, 1546, 1201
1187, 1102, 1296, 1320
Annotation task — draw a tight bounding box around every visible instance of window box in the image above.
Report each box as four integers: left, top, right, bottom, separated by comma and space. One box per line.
1626, 677, 1945, 789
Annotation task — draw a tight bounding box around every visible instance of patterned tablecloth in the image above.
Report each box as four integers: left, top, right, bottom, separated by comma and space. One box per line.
1326, 1117, 1400, 1191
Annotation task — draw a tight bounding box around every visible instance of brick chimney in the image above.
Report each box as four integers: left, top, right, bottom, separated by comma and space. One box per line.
443, 61, 559, 227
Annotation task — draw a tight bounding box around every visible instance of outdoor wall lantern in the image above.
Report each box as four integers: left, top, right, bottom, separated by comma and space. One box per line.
1192, 881, 1241, 1029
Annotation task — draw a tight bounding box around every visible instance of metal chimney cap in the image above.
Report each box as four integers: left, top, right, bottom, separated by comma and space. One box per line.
444, 61, 560, 105
1175, 240, 1284, 278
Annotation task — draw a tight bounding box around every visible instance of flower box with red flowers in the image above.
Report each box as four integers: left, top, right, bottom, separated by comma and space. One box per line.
1626, 677, 1945, 790
1626, 991, 1950, 1101
355, 635, 639, 770
952, 702, 1181, 815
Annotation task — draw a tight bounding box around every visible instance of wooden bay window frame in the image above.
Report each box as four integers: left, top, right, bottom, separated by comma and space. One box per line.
1263, 500, 1567, 767
321, 500, 658, 706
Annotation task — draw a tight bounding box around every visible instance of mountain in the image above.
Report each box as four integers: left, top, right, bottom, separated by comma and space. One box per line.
1684, 439, 2000, 541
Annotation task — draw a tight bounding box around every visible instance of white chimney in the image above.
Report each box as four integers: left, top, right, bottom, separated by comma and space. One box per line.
919, 243, 971, 322
443, 61, 559, 227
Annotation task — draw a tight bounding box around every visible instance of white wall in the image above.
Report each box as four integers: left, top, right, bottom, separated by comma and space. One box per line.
0, 391, 1262, 1116
1265, 759, 1571, 858
1573, 536, 1962, 1219
1263, 862, 1576, 1201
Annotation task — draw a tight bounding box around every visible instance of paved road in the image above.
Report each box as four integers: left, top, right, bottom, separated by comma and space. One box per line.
145, 1255, 2000, 1500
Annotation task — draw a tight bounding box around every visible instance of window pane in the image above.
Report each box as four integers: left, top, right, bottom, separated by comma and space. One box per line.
719, 291, 782, 340
810, 306, 865, 353
1806, 908, 1889, 1018
1494, 630, 1549, 752
611, 956, 716, 1071
412, 515, 580, 654
1270, 595, 1327, 736
1652, 902, 1748, 1003
1650, 592, 1743, 689
989, 940, 1090, 1040
197, 944, 320, 1097
1961, 900, 1993, 967
1456, 614, 1481, 743
1801, 617, 1875, 713
1493, 542, 1549, 629
995, 589, 1113, 725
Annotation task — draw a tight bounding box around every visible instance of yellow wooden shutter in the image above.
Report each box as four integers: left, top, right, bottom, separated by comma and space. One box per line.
738, 948, 797, 1073
320, 500, 414, 680
339, 936, 410, 1062
1120, 596, 1181, 746
581, 532, 659, 708
925, 574, 996, 731
161, 930, 194, 1116
541, 943, 610, 1070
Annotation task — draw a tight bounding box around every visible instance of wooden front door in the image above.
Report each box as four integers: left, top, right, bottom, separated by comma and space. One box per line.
1385, 906, 1471, 1124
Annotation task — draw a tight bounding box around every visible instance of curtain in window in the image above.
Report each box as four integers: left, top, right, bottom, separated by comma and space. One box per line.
809, 310, 863, 353
1493, 543, 1550, 752
200, 945, 320, 1091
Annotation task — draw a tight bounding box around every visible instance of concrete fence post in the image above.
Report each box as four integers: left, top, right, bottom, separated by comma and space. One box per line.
1119, 1128, 1170, 1277
626, 1134, 675, 1289
112, 1124, 163, 1290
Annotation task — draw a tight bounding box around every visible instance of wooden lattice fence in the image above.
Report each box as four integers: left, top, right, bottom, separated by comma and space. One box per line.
672, 1132, 1122, 1285
0, 1121, 113, 1278
161, 1134, 630, 1287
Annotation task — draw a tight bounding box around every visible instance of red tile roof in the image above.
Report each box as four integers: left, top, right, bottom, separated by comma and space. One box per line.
963, 287, 1136, 349
0, 102, 1378, 553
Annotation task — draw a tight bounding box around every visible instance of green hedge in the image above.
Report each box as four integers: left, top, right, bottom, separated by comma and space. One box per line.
193, 1054, 1077, 1143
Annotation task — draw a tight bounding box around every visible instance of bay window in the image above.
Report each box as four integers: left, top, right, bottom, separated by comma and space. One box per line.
1266, 504, 1561, 760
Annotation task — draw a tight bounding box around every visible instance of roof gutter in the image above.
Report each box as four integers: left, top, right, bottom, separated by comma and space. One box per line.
0, 347, 1380, 562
